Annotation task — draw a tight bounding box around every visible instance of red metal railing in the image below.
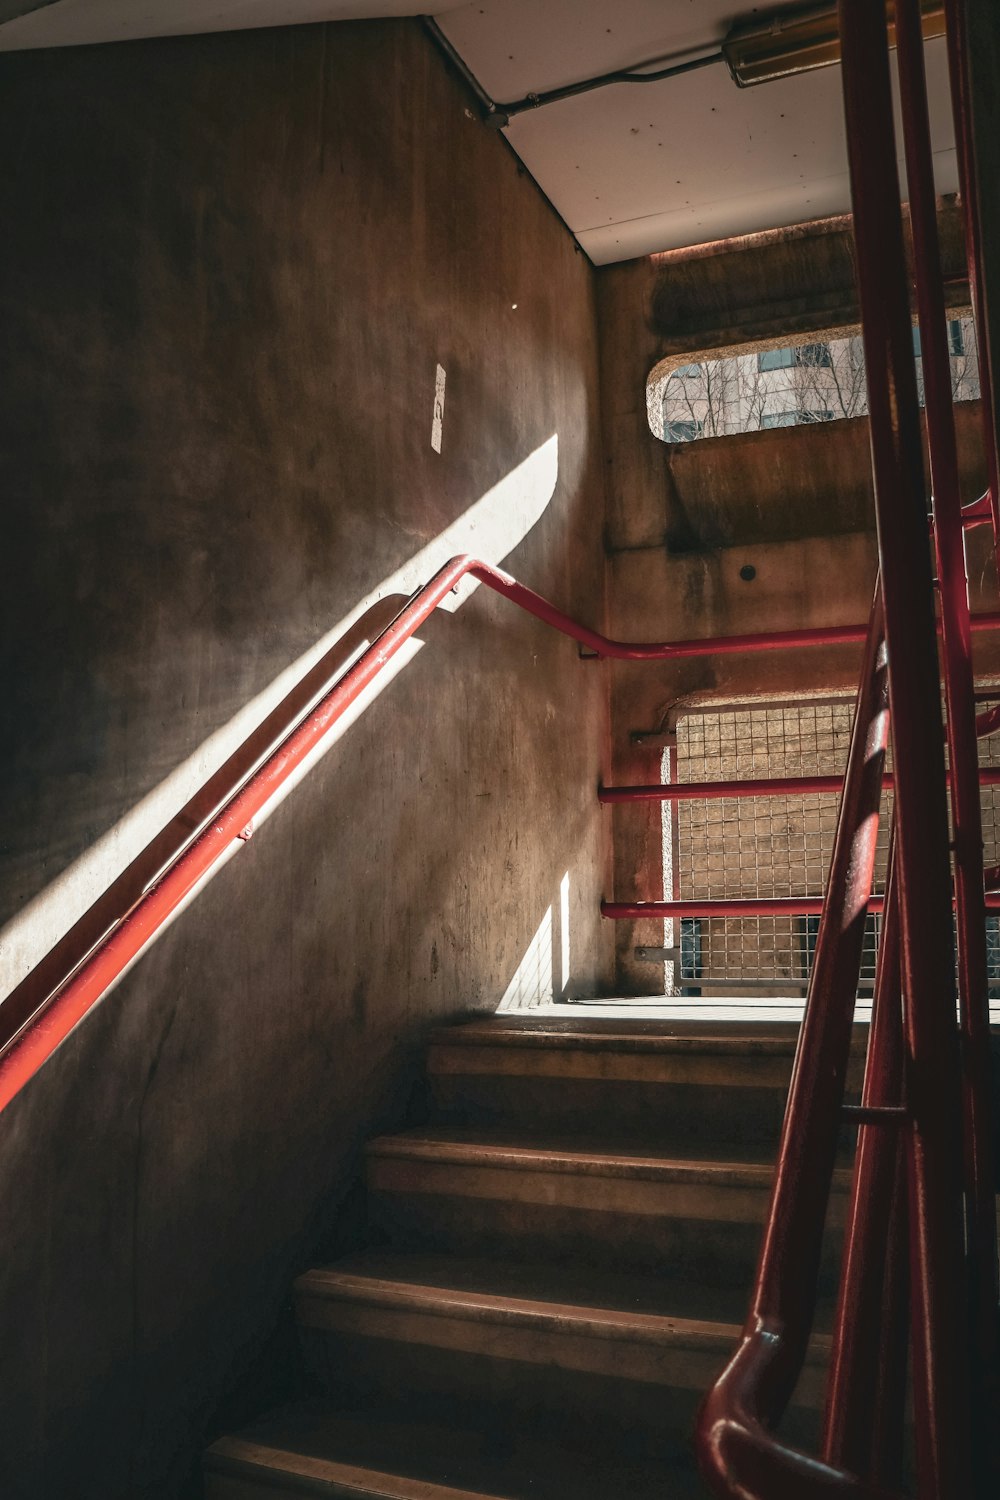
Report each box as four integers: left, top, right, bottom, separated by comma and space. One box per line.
944, 0, 1000, 547
896, 1, 999, 1470
14, 538, 984, 1118
3, 11, 998, 1499
2, 551, 832, 1113
8, 549, 1000, 1120
692, 2, 999, 1496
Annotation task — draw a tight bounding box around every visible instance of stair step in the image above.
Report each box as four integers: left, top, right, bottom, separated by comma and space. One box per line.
204, 1396, 710, 1499
206, 1436, 494, 1499
429, 1019, 804, 1069
366, 1128, 849, 1281
427, 1020, 865, 1140
293, 1251, 829, 1436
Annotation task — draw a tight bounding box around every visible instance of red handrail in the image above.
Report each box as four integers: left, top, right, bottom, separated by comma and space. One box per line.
0, 552, 652, 1111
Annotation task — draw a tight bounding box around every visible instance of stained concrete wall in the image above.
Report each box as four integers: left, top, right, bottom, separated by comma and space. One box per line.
0, 20, 611, 1497
596, 222, 998, 992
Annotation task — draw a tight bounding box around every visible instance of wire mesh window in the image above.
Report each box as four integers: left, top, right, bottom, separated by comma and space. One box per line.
668, 696, 1000, 999
669, 699, 890, 994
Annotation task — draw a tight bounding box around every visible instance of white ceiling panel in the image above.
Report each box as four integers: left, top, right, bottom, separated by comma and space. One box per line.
1, 0, 960, 267
435, 0, 733, 99
436, 0, 959, 264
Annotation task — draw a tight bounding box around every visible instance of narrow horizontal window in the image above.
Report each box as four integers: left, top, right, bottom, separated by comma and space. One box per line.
647, 317, 980, 445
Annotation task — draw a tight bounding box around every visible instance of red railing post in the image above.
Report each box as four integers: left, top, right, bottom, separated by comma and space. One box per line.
839, 2, 972, 1494
943, 0, 1000, 549
697, 592, 892, 1498
896, 1, 999, 1484
822, 848, 907, 1483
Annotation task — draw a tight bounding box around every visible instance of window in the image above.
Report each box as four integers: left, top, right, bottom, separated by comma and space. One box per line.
761, 409, 834, 428
757, 347, 797, 371
757, 342, 831, 372
680, 917, 702, 997
988, 915, 1000, 997
663, 418, 704, 443
914, 321, 965, 358
647, 316, 979, 445
669, 698, 888, 996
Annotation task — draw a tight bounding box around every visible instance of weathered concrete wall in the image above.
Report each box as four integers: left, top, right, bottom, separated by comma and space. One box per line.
596, 220, 998, 992
0, 20, 611, 1497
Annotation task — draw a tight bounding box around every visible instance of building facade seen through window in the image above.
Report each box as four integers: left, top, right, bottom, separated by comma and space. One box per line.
648, 318, 980, 443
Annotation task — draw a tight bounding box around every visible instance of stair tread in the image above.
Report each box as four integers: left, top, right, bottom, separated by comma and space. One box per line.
429, 1017, 805, 1054
206, 1396, 708, 1498
300, 1249, 752, 1324
295, 1249, 832, 1358
367, 1125, 852, 1188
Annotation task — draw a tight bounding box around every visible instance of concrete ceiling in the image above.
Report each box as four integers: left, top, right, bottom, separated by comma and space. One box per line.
0, 0, 959, 267
0, 0, 466, 48
435, 0, 958, 264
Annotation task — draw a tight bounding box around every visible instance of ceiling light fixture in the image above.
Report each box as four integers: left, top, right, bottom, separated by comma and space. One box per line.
723, 2, 946, 88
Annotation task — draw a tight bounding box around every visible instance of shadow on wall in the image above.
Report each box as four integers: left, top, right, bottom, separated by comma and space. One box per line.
0, 435, 560, 1016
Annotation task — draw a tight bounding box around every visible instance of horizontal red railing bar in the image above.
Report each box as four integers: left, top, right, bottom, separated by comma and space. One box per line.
842, 1104, 909, 1125
586, 611, 1000, 659
602, 897, 886, 918
601, 893, 1000, 919
599, 767, 1000, 803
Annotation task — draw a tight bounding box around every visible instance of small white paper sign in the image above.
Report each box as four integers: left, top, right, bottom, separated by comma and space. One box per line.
431, 363, 446, 454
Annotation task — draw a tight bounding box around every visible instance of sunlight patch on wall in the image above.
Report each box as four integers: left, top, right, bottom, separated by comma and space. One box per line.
497, 905, 554, 1012
496, 869, 574, 1013
559, 870, 571, 997
1, 436, 560, 1002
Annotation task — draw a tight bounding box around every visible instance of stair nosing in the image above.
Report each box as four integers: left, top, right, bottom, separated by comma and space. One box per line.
366, 1133, 852, 1192
205, 1437, 514, 1500
293, 1267, 831, 1365
428, 1027, 801, 1058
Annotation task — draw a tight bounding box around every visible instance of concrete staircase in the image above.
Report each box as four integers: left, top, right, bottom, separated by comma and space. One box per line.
204, 1016, 857, 1499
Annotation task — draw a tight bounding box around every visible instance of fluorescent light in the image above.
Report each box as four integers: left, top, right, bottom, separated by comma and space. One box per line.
723, 2, 946, 88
